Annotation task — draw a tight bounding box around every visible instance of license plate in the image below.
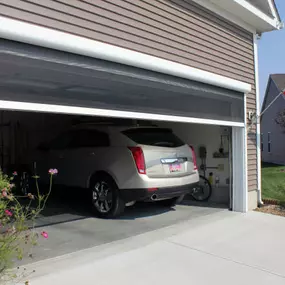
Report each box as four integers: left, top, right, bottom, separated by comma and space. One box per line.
169, 164, 182, 173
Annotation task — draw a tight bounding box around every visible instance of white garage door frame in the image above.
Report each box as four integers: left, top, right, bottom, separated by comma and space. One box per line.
232, 94, 248, 213
0, 16, 251, 213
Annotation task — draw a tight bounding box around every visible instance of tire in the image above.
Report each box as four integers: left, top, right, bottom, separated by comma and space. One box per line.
89, 174, 125, 218
191, 175, 212, 201
158, 195, 185, 207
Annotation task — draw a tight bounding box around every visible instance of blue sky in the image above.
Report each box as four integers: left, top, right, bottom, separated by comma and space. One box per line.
258, 0, 285, 102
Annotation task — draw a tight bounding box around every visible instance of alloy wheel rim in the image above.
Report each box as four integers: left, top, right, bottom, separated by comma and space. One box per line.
92, 181, 113, 213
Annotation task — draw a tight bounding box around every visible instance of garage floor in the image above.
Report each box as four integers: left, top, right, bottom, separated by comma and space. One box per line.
20, 198, 227, 265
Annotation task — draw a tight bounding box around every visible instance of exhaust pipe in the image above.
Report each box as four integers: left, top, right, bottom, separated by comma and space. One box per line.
151, 194, 158, 201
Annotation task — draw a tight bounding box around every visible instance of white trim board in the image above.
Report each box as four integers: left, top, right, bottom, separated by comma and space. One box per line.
243, 93, 249, 212
194, 0, 281, 32
231, 93, 248, 213
0, 100, 245, 128
267, 0, 279, 21
0, 16, 251, 94
232, 126, 248, 212
233, 0, 278, 27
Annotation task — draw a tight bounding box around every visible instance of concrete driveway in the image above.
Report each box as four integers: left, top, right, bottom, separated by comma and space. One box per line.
24, 199, 226, 264
21, 210, 285, 285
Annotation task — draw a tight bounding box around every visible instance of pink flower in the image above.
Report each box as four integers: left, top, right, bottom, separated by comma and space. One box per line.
2, 190, 7, 197
9, 183, 15, 189
5, 210, 13, 217
48, 169, 58, 175
41, 231, 48, 239
12, 171, 17, 176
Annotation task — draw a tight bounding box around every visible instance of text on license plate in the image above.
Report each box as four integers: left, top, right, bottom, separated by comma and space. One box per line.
169, 164, 182, 172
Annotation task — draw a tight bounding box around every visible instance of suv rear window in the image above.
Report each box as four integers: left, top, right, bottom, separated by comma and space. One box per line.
122, 128, 184, 148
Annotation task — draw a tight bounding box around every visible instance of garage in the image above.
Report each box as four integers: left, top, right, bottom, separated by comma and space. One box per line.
2, 111, 240, 263
0, 37, 249, 217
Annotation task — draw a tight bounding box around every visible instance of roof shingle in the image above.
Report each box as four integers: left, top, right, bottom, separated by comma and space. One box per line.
271, 74, 285, 91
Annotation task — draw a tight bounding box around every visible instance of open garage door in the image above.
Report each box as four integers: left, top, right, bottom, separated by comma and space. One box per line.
0, 40, 245, 126
0, 40, 247, 212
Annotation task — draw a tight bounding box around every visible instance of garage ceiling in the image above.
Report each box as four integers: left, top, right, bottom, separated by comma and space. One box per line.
0, 39, 244, 123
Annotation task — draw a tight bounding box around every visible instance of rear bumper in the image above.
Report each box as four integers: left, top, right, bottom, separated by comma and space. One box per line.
120, 182, 199, 202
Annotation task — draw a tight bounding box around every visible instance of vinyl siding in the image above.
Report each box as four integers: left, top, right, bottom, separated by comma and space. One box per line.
0, 0, 257, 190
261, 79, 285, 165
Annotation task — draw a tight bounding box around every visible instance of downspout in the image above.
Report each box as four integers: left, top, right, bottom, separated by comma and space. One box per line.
253, 34, 263, 207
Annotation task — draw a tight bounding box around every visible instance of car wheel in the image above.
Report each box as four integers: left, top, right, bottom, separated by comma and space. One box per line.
158, 195, 185, 207
90, 174, 125, 218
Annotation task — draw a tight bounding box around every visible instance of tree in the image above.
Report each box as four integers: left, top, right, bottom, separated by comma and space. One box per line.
275, 109, 285, 131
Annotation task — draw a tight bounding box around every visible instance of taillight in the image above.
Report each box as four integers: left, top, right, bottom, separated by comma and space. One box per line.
128, 147, 146, 175
190, 146, 198, 171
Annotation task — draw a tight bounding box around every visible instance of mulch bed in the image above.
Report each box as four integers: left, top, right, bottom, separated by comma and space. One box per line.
255, 202, 285, 217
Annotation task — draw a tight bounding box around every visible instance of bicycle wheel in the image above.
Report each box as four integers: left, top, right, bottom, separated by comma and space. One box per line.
191, 175, 212, 201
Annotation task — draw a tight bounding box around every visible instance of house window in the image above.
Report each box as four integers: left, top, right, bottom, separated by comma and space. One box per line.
268, 132, 271, 153
261, 133, 263, 152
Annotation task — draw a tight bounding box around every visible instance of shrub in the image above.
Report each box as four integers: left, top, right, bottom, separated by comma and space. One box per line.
0, 169, 57, 284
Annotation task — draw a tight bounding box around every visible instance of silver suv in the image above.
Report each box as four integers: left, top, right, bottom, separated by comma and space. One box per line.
36, 124, 199, 218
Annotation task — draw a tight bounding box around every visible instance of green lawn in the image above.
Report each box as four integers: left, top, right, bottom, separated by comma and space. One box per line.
262, 163, 285, 202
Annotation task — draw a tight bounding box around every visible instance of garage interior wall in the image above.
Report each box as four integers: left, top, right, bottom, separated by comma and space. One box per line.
0, 112, 73, 167
159, 122, 231, 204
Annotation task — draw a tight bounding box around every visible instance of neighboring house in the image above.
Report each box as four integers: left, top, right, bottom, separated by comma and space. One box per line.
0, 0, 282, 212
261, 74, 285, 165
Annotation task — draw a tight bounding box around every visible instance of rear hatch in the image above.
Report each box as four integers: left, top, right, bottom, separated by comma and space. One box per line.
122, 128, 196, 178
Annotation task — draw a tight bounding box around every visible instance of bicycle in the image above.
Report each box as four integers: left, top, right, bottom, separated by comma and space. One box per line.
190, 175, 212, 201
189, 146, 212, 201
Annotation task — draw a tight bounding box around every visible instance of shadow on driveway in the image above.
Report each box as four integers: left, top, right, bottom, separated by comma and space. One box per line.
35, 187, 227, 227
17, 188, 227, 265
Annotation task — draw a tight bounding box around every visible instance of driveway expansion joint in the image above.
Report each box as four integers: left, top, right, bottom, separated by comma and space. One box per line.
167, 240, 285, 280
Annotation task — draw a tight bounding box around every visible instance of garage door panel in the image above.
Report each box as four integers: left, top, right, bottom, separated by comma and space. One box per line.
0, 43, 242, 98
1, 88, 243, 121
0, 39, 245, 124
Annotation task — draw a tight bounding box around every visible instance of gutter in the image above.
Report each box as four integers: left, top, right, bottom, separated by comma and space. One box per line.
271, 0, 283, 29
253, 34, 263, 207
0, 16, 251, 94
